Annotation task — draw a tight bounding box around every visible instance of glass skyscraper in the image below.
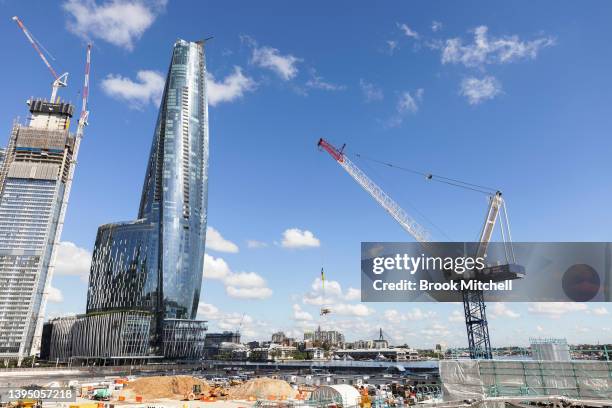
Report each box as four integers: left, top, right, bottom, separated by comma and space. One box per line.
46, 39, 210, 362
0, 100, 76, 362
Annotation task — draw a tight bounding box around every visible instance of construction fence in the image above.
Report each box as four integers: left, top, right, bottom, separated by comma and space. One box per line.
440, 359, 612, 401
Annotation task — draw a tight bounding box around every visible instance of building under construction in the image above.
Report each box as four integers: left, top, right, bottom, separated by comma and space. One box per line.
0, 17, 91, 364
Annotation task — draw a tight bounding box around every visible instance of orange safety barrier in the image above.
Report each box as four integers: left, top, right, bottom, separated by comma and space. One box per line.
135, 396, 143, 402
118, 396, 125, 401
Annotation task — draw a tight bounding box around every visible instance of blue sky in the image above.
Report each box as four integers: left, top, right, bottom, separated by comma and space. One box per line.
1, 0, 611, 348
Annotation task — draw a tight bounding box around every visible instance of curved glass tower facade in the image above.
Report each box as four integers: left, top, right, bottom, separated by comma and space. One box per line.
139, 39, 209, 321
50, 39, 210, 361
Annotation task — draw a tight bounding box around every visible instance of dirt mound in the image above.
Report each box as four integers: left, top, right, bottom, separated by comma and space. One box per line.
123, 375, 209, 400
228, 377, 296, 400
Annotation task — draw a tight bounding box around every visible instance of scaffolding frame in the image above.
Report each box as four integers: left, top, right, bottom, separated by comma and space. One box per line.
440, 359, 612, 401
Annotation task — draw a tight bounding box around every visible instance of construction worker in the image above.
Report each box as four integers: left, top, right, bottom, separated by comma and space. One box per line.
359, 386, 371, 408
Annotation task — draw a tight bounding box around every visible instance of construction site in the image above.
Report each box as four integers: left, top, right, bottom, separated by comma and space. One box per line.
0, 6, 611, 408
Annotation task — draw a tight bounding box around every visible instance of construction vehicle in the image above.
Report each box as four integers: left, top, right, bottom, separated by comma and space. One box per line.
317, 138, 524, 359
184, 384, 203, 401
91, 389, 110, 401
8, 399, 41, 408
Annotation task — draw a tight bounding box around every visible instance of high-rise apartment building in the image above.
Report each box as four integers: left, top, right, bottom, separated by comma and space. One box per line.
0, 100, 76, 362
45, 39, 210, 362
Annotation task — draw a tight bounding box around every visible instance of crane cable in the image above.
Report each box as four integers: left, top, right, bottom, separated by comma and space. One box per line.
356, 152, 455, 242
352, 152, 499, 195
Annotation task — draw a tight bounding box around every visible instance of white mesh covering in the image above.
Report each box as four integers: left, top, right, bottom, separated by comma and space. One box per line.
440, 360, 612, 402
309, 385, 361, 407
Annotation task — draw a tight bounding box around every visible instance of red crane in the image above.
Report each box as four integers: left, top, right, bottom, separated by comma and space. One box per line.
12, 16, 68, 103
318, 138, 522, 359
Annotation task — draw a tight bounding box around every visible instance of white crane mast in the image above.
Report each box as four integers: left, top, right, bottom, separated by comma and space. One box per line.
317, 138, 430, 243
32, 45, 91, 353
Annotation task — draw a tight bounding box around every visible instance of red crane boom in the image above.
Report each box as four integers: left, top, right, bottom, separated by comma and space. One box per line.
12, 16, 68, 102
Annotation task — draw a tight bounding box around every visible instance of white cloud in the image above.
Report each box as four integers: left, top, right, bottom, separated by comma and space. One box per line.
303, 280, 341, 305
206, 227, 239, 253
345, 287, 361, 301
203, 254, 272, 300
224, 272, 266, 288
226, 286, 273, 299
421, 323, 450, 338
251, 45, 301, 80
197, 302, 256, 335
47, 285, 64, 303
448, 310, 464, 323
397, 23, 419, 39
359, 79, 384, 102
63, 0, 165, 50
54, 242, 91, 281
333, 303, 373, 317
203, 254, 231, 280
309, 277, 343, 299
101, 70, 164, 108
406, 307, 436, 320
460, 76, 502, 105
207, 67, 256, 106
280, 228, 320, 249
292, 304, 313, 321
527, 302, 588, 319
441, 25, 555, 68
384, 309, 402, 322
247, 240, 268, 249
588, 306, 609, 316
431, 21, 443, 32
306, 71, 346, 91
489, 303, 520, 319
302, 277, 372, 317
384, 308, 436, 322
386, 40, 398, 55
197, 302, 220, 319
388, 89, 424, 127
398, 89, 424, 113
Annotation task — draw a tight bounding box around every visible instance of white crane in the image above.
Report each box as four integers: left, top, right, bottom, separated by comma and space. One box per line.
317, 138, 521, 359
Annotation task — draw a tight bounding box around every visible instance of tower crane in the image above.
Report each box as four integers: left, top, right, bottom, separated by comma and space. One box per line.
317, 138, 522, 359
12, 16, 68, 103
32, 44, 92, 351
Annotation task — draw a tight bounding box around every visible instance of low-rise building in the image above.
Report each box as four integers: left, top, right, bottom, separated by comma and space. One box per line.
204, 331, 241, 359
304, 326, 345, 347
333, 347, 419, 361
251, 344, 297, 361
306, 347, 326, 360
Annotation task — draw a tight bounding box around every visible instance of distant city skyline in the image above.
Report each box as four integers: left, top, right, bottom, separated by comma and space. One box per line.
0, 1, 610, 349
